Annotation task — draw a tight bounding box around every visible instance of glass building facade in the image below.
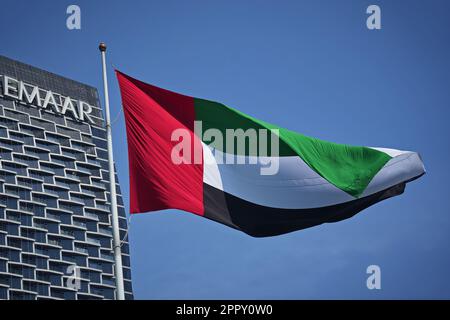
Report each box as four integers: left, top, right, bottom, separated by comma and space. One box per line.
0, 55, 133, 300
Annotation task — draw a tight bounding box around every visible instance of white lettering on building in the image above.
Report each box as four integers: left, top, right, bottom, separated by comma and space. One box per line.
1, 75, 95, 124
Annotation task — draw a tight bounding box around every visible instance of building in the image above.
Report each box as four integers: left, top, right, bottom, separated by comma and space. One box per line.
0, 55, 133, 300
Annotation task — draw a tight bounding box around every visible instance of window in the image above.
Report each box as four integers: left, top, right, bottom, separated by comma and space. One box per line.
90, 287, 104, 297
24, 147, 50, 161
0, 247, 20, 262
0, 274, 21, 289
97, 159, 108, 170
72, 141, 96, 155
71, 194, 95, 207
93, 137, 107, 149
50, 155, 75, 169
17, 177, 43, 192
61, 147, 85, 162
35, 247, 49, 256
123, 267, 132, 279
26, 282, 49, 296
29, 169, 53, 184
81, 134, 93, 144
0, 169, 16, 183
0, 127, 7, 137
21, 215, 32, 228
96, 148, 108, 160
35, 140, 59, 154
66, 170, 90, 184
66, 118, 90, 134
8, 238, 21, 249
33, 230, 46, 244
121, 243, 130, 255
61, 253, 86, 267
43, 186, 69, 200
0, 194, 18, 209
56, 126, 80, 140
76, 163, 100, 177
91, 126, 106, 139
118, 217, 128, 230
0, 138, 23, 152
32, 194, 57, 207
13, 154, 39, 168
0, 259, 6, 272
15, 103, 40, 117
40, 110, 65, 125
3, 108, 30, 123
0, 97, 14, 108
124, 280, 133, 292
22, 255, 36, 266
51, 288, 75, 300
4, 185, 31, 200
20, 124, 45, 139
89, 106, 103, 119
0, 117, 19, 130
81, 269, 101, 283
55, 178, 79, 192
9, 131, 34, 145
0, 147, 12, 160
1, 162, 27, 176
19, 201, 45, 216
88, 261, 102, 270
59, 202, 83, 215
22, 265, 35, 279
21, 239, 34, 253
46, 132, 70, 147
30, 117, 55, 132
39, 162, 64, 176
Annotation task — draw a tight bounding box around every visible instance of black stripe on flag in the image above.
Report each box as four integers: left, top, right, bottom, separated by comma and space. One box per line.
203, 181, 411, 237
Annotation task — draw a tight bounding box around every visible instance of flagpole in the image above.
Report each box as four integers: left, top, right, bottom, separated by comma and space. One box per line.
99, 42, 125, 300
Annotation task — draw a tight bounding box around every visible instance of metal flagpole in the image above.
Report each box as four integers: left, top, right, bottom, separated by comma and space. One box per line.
98, 42, 125, 300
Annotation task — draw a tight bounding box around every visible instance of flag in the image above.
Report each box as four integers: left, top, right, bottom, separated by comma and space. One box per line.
116, 70, 425, 237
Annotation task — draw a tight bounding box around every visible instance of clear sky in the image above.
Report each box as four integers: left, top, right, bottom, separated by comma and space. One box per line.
1, 0, 449, 299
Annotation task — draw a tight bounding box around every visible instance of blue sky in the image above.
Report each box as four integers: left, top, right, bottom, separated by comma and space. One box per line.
1, 0, 450, 299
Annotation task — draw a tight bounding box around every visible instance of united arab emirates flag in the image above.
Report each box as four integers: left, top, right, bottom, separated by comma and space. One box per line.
116, 70, 425, 237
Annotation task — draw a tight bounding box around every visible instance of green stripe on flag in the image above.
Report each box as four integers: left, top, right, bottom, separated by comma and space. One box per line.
194, 98, 392, 197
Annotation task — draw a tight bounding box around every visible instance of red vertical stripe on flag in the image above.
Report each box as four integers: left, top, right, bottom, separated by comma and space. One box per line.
116, 71, 204, 215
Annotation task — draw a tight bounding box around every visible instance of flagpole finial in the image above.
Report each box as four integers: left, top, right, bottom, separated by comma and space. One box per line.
99, 42, 107, 52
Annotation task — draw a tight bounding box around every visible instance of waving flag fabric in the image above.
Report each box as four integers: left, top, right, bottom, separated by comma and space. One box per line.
116, 70, 425, 237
